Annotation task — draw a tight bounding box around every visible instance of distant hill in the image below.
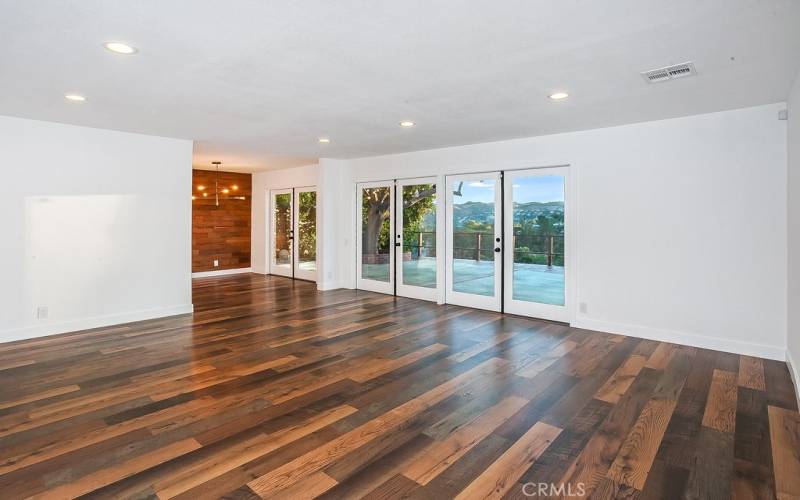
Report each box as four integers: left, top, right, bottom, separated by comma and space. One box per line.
416, 200, 563, 230
447, 201, 563, 229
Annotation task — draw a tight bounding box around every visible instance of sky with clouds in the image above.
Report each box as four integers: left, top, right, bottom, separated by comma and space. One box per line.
453, 175, 564, 204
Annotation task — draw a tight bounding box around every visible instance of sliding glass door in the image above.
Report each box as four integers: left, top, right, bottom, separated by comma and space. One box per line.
445, 173, 502, 311
294, 188, 317, 281
396, 178, 438, 301
503, 167, 569, 321
270, 188, 293, 278
356, 181, 395, 294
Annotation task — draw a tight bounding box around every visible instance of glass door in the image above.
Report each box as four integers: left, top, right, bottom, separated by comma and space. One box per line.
396, 177, 438, 301
503, 167, 569, 321
270, 188, 293, 278
356, 181, 394, 294
294, 187, 317, 281
445, 173, 502, 311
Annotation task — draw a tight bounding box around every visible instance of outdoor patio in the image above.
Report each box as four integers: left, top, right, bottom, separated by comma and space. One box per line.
361, 257, 565, 305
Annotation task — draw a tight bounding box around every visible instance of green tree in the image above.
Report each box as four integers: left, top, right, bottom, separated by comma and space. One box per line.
362, 185, 435, 258
402, 185, 435, 254
297, 191, 316, 262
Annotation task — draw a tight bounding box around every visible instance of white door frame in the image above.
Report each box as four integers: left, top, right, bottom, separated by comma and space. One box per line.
396, 177, 439, 302
503, 166, 571, 322
269, 188, 294, 278
445, 172, 502, 311
293, 186, 317, 281
356, 181, 395, 294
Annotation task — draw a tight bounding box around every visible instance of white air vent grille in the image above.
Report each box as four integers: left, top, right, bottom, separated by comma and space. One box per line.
641, 62, 697, 84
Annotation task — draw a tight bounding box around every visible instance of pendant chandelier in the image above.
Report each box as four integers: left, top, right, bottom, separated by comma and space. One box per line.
212, 161, 222, 206
192, 161, 245, 203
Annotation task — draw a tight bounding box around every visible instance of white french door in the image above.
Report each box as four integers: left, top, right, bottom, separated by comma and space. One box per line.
503, 167, 569, 322
293, 187, 317, 281
395, 177, 439, 302
445, 172, 502, 311
353, 168, 569, 322
356, 181, 395, 294
269, 187, 318, 281
270, 188, 294, 278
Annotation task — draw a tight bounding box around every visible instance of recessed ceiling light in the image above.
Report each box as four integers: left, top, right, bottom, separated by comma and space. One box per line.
64, 94, 86, 102
549, 92, 569, 100
318, 137, 331, 144
399, 121, 415, 128
104, 42, 137, 55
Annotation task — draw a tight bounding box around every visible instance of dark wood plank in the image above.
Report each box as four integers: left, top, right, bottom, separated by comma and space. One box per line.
0, 274, 795, 499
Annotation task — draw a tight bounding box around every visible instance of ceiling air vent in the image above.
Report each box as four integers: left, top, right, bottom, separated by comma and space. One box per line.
641, 62, 697, 84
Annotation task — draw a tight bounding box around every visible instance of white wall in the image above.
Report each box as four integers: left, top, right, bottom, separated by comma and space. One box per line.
324, 103, 788, 359
251, 164, 318, 275
788, 71, 800, 388
0, 115, 193, 342
318, 159, 354, 290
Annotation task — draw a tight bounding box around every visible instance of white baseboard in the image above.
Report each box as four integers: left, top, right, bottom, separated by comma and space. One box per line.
317, 280, 353, 291
0, 304, 194, 344
786, 347, 800, 410
192, 267, 252, 278
571, 317, 785, 361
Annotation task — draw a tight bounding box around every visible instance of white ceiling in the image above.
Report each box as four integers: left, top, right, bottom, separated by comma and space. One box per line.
2, 0, 799, 173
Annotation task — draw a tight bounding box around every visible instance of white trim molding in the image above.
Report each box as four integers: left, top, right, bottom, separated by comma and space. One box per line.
786, 348, 800, 411
0, 304, 194, 344
192, 267, 253, 278
572, 317, 786, 361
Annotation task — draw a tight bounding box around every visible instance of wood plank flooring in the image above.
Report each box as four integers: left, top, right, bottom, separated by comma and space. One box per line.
0, 274, 798, 499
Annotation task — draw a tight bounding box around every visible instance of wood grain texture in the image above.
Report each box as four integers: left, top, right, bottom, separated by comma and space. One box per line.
595, 354, 647, 404
606, 398, 678, 489
192, 169, 252, 272
0, 274, 797, 499
454, 421, 561, 500
768, 405, 800, 500
402, 395, 527, 484
703, 369, 738, 433
738, 355, 767, 391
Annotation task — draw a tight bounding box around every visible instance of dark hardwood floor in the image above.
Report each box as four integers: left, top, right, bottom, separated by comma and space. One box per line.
1, 274, 798, 499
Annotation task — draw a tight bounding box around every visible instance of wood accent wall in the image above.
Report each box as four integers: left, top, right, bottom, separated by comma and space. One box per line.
192, 169, 252, 272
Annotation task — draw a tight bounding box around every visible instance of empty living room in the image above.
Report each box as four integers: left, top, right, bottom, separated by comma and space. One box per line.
3, 1, 800, 498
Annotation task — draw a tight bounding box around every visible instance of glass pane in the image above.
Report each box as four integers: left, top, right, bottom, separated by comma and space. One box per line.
273, 193, 292, 269
451, 178, 495, 296
361, 186, 391, 282
401, 184, 436, 288
297, 191, 317, 272
512, 175, 565, 305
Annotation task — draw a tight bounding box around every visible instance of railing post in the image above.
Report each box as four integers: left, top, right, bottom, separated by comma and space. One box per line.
476, 233, 482, 262
513, 234, 516, 264
547, 235, 554, 267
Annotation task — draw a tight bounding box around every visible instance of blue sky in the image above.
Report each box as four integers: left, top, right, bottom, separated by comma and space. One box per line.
453, 175, 564, 204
